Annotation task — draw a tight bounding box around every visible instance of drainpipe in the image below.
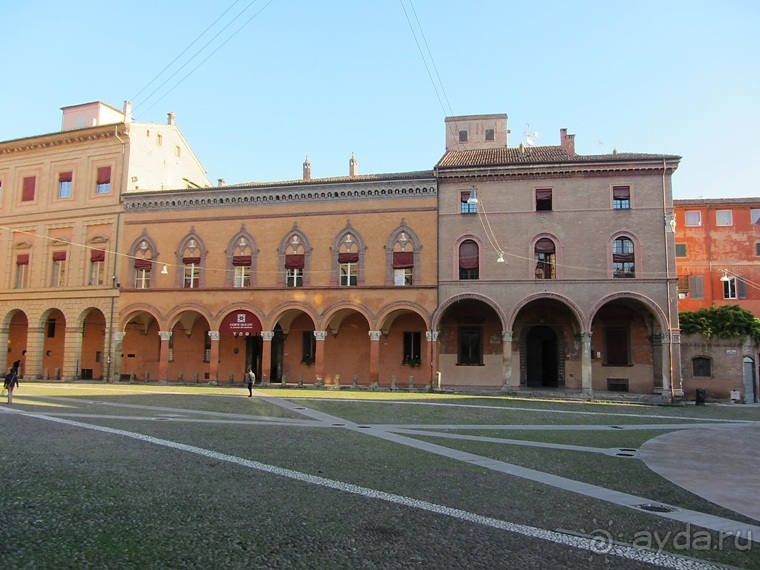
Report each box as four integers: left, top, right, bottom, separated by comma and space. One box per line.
105, 124, 127, 382
662, 160, 676, 401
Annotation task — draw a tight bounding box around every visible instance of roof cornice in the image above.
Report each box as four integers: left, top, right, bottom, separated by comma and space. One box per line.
0, 124, 126, 156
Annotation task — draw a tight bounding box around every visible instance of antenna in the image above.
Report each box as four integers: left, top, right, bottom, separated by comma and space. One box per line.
523, 123, 539, 147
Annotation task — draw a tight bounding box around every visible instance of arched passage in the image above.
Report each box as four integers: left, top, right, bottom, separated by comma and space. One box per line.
80, 308, 106, 380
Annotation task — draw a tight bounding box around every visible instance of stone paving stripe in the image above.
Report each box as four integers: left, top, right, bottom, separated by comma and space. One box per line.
0, 407, 729, 570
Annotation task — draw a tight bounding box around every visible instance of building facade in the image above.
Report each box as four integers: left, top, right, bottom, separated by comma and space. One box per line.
674, 198, 760, 315
433, 115, 682, 397
117, 165, 438, 387
0, 101, 210, 380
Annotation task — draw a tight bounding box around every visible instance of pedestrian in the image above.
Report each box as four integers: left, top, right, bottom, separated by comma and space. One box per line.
245, 367, 256, 397
4, 369, 19, 405
11, 359, 20, 374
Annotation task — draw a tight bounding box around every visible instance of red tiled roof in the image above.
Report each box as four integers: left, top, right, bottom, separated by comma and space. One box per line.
436, 146, 680, 168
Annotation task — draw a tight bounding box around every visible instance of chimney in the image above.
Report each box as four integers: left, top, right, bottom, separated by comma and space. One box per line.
560, 128, 575, 155
218, 178, 225, 186
167, 112, 176, 126
303, 156, 311, 181
349, 153, 358, 177
123, 101, 133, 123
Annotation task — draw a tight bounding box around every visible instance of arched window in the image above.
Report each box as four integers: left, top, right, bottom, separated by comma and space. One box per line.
386, 224, 420, 286
338, 233, 359, 287
459, 240, 479, 280
535, 238, 556, 279
179, 235, 204, 289
130, 235, 156, 289
613, 237, 635, 278
227, 233, 253, 288
284, 234, 305, 288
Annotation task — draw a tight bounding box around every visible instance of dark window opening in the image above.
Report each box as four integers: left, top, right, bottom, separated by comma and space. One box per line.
459, 130, 468, 143
604, 326, 630, 366
536, 189, 552, 211
485, 129, 495, 141
403, 332, 421, 365
47, 319, 56, 338
675, 243, 687, 257
693, 357, 712, 377
458, 329, 482, 365
302, 331, 316, 364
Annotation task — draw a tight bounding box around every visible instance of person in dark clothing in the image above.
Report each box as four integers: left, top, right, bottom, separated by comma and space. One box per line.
4, 369, 19, 404
245, 368, 256, 397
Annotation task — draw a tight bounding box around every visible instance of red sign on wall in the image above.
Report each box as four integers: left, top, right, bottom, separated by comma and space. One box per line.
220, 310, 262, 337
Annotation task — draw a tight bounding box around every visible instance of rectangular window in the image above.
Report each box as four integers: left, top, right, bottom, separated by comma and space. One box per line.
485, 129, 495, 142
689, 275, 704, 300
675, 243, 687, 257
134, 259, 151, 289
338, 252, 358, 286
47, 319, 56, 338
302, 331, 316, 364
756, 243, 760, 257
536, 188, 552, 211
96, 166, 112, 194
723, 276, 738, 299
692, 357, 712, 377
715, 209, 733, 226
203, 333, 211, 363
89, 249, 105, 286
393, 252, 414, 286
684, 210, 702, 227
15, 254, 29, 289
604, 326, 630, 366
403, 332, 421, 365
458, 130, 468, 143
233, 265, 251, 288
157, 134, 163, 146
58, 171, 73, 198
460, 191, 477, 214
752, 209, 760, 225
175, 145, 181, 157
184, 262, 200, 288
458, 328, 482, 366
22, 176, 36, 202
286, 268, 303, 287
612, 185, 631, 209
51, 251, 67, 287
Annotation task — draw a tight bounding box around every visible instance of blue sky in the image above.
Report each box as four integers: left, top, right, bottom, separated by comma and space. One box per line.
2, 1, 758, 199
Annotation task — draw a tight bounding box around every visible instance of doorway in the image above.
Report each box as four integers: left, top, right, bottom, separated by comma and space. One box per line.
245, 336, 263, 384
526, 325, 558, 388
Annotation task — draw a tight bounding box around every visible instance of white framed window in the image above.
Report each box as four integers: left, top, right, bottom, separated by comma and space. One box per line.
135, 268, 151, 289
184, 263, 200, 288
286, 267, 303, 287
15, 258, 29, 289
58, 172, 73, 198
51, 259, 66, 287
89, 260, 104, 285
340, 262, 357, 286
716, 209, 733, 226
394, 268, 412, 286
234, 265, 250, 288
684, 210, 702, 227
723, 276, 738, 299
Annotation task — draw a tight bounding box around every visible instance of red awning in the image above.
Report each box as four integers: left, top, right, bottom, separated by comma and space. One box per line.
16, 254, 30, 265
392, 252, 414, 269
134, 259, 152, 270
220, 310, 262, 337
91, 249, 106, 262
52, 251, 67, 261
338, 252, 359, 264
285, 254, 305, 269
182, 257, 201, 264
96, 166, 111, 184
232, 255, 252, 266
459, 241, 478, 269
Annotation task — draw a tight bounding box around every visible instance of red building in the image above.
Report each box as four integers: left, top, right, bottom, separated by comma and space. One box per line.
675, 198, 760, 315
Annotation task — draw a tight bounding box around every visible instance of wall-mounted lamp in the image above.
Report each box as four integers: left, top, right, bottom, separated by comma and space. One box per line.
161, 264, 169, 275
496, 252, 505, 263
466, 186, 478, 205
720, 269, 730, 282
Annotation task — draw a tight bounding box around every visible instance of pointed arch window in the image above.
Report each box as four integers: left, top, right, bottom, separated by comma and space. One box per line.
230, 235, 252, 288
181, 237, 203, 289
535, 238, 556, 279
132, 237, 155, 289
285, 234, 305, 288
338, 234, 358, 287
459, 240, 479, 280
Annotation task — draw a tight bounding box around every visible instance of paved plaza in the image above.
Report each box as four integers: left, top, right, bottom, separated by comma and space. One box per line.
1, 384, 758, 569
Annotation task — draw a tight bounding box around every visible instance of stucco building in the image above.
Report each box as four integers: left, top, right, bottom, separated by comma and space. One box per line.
0, 101, 210, 380
117, 161, 438, 387
433, 114, 682, 398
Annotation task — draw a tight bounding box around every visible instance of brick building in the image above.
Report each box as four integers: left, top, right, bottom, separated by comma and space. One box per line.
433, 114, 682, 397
0, 101, 210, 380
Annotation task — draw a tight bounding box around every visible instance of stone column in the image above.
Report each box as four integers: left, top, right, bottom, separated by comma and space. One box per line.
368, 331, 381, 384
63, 325, 83, 381
111, 331, 125, 382
502, 331, 514, 389
158, 330, 172, 382
0, 325, 10, 375
426, 331, 439, 388
261, 331, 274, 383
580, 332, 593, 396
26, 326, 44, 380
670, 332, 683, 398
314, 331, 327, 384
208, 331, 220, 381
656, 332, 672, 397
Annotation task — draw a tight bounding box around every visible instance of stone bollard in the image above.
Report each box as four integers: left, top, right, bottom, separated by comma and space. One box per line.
145, 371, 150, 382
409, 375, 414, 391
281, 374, 287, 387
391, 375, 397, 391
229, 373, 235, 384
193, 372, 199, 383
298, 373, 304, 387
335, 373, 341, 388
352, 374, 358, 389
178, 372, 184, 383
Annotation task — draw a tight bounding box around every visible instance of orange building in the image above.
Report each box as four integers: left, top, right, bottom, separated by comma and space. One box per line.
117, 162, 439, 387
674, 198, 760, 315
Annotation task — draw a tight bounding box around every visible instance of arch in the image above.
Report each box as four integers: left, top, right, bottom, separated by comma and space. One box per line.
166, 308, 213, 336
530, 233, 561, 279
278, 223, 313, 287
226, 227, 257, 288
506, 292, 585, 333
384, 220, 422, 286
607, 231, 642, 279
587, 291, 668, 333
77, 307, 107, 380
432, 292, 507, 332
176, 230, 207, 289
376, 301, 431, 334
452, 234, 485, 281
268, 303, 319, 332
215, 305, 267, 333
321, 302, 374, 335
119, 305, 165, 331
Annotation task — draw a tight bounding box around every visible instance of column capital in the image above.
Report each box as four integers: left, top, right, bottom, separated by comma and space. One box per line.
261, 331, 275, 342
314, 330, 327, 341
580, 331, 592, 342
207, 330, 221, 341
113, 331, 125, 342
368, 331, 382, 341
502, 331, 513, 343
425, 330, 439, 342
159, 330, 172, 341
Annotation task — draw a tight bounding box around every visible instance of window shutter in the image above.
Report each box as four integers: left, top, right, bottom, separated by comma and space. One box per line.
182, 256, 201, 264
392, 252, 414, 269
16, 254, 30, 265
338, 252, 359, 264
97, 167, 111, 184
285, 254, 305, 269
738, 275, 747, 299
612, 186, 630, 199
690, 276, 704, 299
535, 189, 552, 199
59, 171, 73, 183
134, 259, 152, 270
534, 238, 555, 253
22, 176, 36, 201
232, 255, 252, 266
90, 249, 106, 262
459, 241, 479, 269
52, 251, 67, 261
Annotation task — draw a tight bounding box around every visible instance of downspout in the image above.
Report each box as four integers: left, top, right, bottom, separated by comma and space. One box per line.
662, 159, 676, 400
105, 124, 127, 382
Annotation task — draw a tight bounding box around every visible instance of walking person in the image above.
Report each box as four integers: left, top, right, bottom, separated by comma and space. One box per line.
245, 367, 256, 397
4, 369, 19, 405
